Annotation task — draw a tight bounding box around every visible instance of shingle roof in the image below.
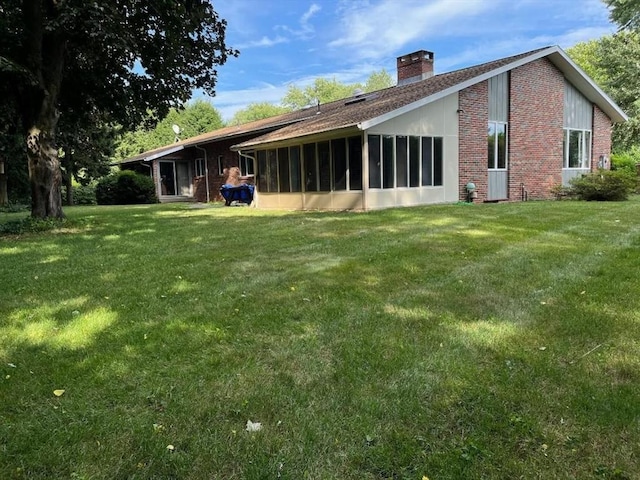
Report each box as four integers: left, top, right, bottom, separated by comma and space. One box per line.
232, 48, 546, 149
120, 45, 626, 163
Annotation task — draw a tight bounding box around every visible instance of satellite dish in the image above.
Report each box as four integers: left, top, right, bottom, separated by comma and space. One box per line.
172, 124, 181, 135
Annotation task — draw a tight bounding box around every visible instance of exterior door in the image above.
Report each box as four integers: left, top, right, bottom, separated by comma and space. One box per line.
159, 160, 191, 197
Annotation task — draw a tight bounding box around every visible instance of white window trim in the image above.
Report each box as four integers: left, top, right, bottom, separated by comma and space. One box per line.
488, 121, 508, 171
194, 158, 205, 177
563, 128, 591, 170
217, 155, 225, 175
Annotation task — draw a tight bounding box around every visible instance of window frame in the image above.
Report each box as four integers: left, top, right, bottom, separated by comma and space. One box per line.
563, 128, 591, 170
194, 158, 205, 177
488, 121, 508, 171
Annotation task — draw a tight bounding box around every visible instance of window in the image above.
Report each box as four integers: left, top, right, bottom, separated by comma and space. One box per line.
396, 136, 408, 188
369, 134, 443, 188
290, 146, 302, 192
217, 155, 225, 175
318, 141, 331, 191
304, 143, 318, 191
254, 136, 363, 193
194, 158, 205, 177
368, 135, 381, 189
382, 136, 394, 189
488, 122, 507, 170
239, 152, 255, 176
563, 129, 591, 169
278, 147, 290, 192
332, 139, 347, 191
348, 136, 363, 190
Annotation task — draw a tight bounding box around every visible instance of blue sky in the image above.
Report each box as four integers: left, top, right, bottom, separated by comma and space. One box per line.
201, 0, 616, 121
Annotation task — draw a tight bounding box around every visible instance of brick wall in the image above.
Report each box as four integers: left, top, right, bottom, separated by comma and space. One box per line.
458, 58, 609, 202
193, 138, 250, 202
458, 82, 489, 201
592, 105, 612, 170
508, 58, 565, 200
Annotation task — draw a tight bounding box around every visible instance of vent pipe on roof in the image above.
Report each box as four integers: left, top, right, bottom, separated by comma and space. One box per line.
397, 50, 434, 85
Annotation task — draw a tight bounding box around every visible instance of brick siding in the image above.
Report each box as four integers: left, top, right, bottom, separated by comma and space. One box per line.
592, 105, 612, 170
458, 82, 489, 201
509, 58, 565, 200
458, 58, 614, 202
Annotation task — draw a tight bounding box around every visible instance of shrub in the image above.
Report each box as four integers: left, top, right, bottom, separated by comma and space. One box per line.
96, 170, 157, 205
0, 216, 67, 235
62, 183, 97, 205
73, 184, 97, 205
569, 169, 636, 201
611, 149, 639, 174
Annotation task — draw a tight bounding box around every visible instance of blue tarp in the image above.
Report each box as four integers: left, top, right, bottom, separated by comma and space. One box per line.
220, 184, 255, 206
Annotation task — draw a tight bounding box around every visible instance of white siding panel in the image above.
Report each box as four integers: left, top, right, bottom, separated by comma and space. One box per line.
365, 93, 460, 207
564, 81, 592, 129
489, 73, 509, 122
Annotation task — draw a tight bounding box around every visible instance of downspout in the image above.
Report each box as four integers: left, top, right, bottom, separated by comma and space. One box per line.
138, 161, 156, 197
194, 144, 210, 203
238, 150, 256, 205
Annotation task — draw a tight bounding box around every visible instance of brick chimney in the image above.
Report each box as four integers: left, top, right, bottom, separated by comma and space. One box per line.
397, 50, 434, 85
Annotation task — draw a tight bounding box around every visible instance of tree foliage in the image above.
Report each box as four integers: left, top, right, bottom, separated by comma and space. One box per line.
226, 69, 395, 126
113, 100, 224, 161
0, 0, 236, 218
228, 103, 292, 126
282, 71, 394, 110
606, 0, 640, 30
567, 31, 640, 152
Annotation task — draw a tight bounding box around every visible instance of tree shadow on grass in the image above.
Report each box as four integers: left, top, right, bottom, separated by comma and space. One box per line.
1, 201, 639, 479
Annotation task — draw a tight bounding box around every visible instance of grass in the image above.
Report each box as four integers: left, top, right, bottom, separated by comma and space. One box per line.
1, 199, 639, 479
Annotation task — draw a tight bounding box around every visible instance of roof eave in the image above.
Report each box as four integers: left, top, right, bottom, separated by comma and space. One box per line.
361, 46, 627, 130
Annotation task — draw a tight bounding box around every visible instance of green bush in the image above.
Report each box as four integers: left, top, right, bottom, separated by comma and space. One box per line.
611, 149, 639, 174
74, 184, 97, 205
61, 183, 97, 205
569, 169, 636, 201
0, 216, 67, 235
96, 170, 157, 205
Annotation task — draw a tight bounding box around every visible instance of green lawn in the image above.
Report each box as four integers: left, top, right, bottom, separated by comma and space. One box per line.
1, 199, 639, 479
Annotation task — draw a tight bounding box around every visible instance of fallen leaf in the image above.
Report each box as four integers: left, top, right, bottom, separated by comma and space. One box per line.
166, 444, 175, 451
538, 346, 547, 351
53, 389, 65, 397
7, 363, 16, 368
246, 420, 262, 432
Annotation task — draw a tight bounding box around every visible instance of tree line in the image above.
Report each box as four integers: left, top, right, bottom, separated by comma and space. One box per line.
1, 0, 639, 217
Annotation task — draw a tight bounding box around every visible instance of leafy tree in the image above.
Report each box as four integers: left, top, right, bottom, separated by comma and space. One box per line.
567, 32, 640, 152
283, 71, 394, 110
0, 1, 237, 218
113, 100, 224, 161
606, 0, 640, 30
58, 116, 116, 205
364, 69, 394, 92
228, 102, 292, 126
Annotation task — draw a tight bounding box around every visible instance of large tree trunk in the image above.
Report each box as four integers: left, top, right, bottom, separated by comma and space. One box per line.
0, 159, 8, 206
21, 0, 66, 219
26, 90, 64, 218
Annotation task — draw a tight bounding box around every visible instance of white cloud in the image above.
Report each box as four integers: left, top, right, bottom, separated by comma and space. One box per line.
237, 35, 289, 49
328, 0, 492, 60
277, 3, 322, 39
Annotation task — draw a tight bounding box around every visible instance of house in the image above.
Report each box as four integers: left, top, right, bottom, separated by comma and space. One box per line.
118, 45, 626, 209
